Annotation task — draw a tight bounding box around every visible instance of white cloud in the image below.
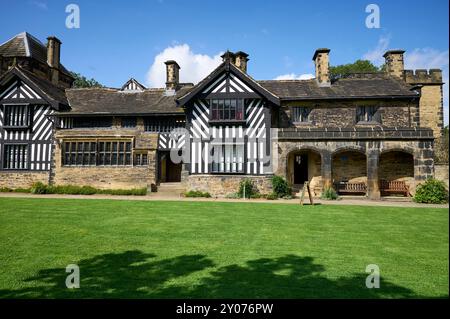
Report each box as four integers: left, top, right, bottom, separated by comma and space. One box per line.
274, 73, 314, 80
146, 44, 223, 88
29, 0, 48, 10
362, 35, 391, 66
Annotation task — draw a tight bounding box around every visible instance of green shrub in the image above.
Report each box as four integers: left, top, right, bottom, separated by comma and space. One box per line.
265, 193, 278, 200
28, 183, 146, 196
0, 187, 13, 193
414, 178, 448, 204
30, 182, 48, 194
104, 188, 147, 196
225, 193, 240, 199
321, 187, 339, 200
238, 179, 258, 199
14, 187, 31, 193
271, 175, 291, 198
184, 190, 211, 198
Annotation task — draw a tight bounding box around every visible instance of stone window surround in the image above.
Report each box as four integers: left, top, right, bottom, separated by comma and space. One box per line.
60, 138, 135, 167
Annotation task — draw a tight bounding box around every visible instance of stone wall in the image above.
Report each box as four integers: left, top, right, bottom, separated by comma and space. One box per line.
53, 166, 152, 189
435, 164, 449, 189
418, 85, 444, 137
0, 171, 49, 189
278, 100, 415, 128
52, 125, 158, 189
186, 175, 273, 197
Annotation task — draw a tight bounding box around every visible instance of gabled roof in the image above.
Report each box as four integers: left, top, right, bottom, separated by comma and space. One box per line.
120, 78, 147, 92
258, 73, 419, 100
0, 66, 68, 109
0, 32, 72, 77
176, 60, 281, 106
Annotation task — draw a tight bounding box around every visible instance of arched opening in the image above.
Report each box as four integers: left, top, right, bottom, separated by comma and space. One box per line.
287, 149, 322, 196
379, 151, 414, 196
332, 150, 367, 196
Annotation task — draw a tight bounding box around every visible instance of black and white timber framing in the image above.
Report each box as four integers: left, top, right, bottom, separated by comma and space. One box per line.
178, 61, 279, 175
0, 72, 62, 171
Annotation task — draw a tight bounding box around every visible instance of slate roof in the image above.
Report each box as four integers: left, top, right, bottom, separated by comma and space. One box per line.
0, 66, 68, 109
177, 59, 280, 106
60, 86, 193, 116
258, 73, 419, 100
0, 32, 72, 77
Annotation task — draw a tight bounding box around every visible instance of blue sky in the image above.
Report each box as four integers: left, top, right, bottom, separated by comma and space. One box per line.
1, 0, 449, 122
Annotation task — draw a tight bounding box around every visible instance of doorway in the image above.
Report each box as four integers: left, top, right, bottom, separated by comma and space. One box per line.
293, 154, 308, 184
158, 151, 182, 183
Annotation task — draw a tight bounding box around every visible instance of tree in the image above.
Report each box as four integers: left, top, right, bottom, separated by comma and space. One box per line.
70, 72, 103, 88
435, 125, 449, 164
330, 60, 382, 81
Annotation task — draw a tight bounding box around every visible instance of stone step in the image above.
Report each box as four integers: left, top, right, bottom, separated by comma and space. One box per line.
156, 182, 185, 195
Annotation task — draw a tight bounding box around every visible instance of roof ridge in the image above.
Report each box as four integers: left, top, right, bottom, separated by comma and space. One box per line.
257, 79, 315, 83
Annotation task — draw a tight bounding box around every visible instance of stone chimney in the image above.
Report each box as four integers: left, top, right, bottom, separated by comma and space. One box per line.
221, 51, 236, 64
234, 51, 249, 73
164, 60, 180, 91
383, 50, 405, 79
312, 48, 331, 86
47, 36, 61, 85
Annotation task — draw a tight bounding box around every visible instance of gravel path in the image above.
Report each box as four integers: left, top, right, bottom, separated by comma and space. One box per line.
0, 192, 448, 208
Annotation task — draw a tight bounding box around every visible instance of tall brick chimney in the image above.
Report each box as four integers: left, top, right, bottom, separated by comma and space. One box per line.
313, 48, 331, 86
165, 60, 180, 91
383, 50, 405, 79
234, 51, 249, 73
47, 36, 61, 85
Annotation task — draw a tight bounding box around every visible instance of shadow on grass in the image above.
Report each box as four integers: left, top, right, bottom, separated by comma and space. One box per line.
0, 250, 424, 298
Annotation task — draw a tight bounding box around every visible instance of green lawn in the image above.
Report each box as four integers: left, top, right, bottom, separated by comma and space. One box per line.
0, 198, 448, 298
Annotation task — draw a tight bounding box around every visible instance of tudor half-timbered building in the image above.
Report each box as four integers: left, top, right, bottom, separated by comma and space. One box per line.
0, 33, 73, 187
0, 32, 445, 198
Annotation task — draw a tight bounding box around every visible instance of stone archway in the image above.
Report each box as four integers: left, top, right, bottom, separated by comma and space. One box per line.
331, 149, 367, 196
379, 150, 415, 195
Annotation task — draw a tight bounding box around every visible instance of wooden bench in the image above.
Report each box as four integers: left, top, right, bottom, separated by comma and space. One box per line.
334, 182, 367, 195
380, 180, 410, 197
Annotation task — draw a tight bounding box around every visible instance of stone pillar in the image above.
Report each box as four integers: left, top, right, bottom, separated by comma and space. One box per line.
367, 150, 380, 200
321, 150, 332, 189
414, 140, 434, 184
